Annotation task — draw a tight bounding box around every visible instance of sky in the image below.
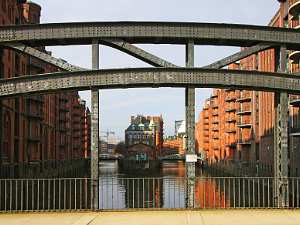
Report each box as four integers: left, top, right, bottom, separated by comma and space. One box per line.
32, 0, 279, 140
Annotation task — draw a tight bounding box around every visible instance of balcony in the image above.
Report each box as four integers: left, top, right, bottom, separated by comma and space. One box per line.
237, 109, 251, 115
212, 111, 219, 116
225, 96, 236, 102
236, 94, 252, 102
225, 108, 236, 113
226, 118, 236, 123
212, 104, 218, 109
212, 126, 219, 131
237, 123, 252, 128
212, 134, 219, 140
289, 0, 300, 20
237, 140, 251, 145
226, 128, 236, 133
212, 119, 219, 124
211, 93, 218, 98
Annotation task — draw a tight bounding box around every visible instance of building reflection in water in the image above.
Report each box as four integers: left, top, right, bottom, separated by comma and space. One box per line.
98, 160, 230, 209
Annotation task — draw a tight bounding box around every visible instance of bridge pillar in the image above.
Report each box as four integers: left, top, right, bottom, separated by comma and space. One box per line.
274, 46, 289, 208
91, 40, 99, 210
185, 40, 195, 208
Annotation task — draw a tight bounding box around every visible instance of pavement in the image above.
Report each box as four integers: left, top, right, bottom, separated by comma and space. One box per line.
1, 210, 300, 225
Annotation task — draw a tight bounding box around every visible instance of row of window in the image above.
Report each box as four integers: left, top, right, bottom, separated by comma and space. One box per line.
128, 134, 152, 139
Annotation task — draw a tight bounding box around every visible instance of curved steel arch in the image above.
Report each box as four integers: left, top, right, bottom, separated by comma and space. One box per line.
0, 68, 299, 98
1, 22, 300, 49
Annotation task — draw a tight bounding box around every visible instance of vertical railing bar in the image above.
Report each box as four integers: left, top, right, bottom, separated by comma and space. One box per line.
153, 178, 155, 208
53, 179, 56, 211
37, 179, 40, 211
203, 178, 206, 209
213, 178, 215, 208
80, 179, 82, 210
223, 178, 226, 209
228, 178, 231, 208
32, 179, 34, 211
111, 177, 114, 209
148, 178, 150, 208
26, 180, 28, 211
297, 179, 299, 208
42, 179, 45, 211
15, 180, 18, 211
142, 178, 145, 208
69, 180, 72, 210
243, 178, 245, 208
262, 179, 265, 208
133, 179, 135, 209
248, 178, 250, 208
137, 178, 140, 209
64, 179, 66, 210
267, 178, 270, 208
258, 178, 260, 208
48, 179, 50, 211
21, 180, 24, 212
238, 178, 240, 208
4, 180, 7, 212
233, 178, 236, 208
74, 178, 77, 210
252, 178, 255, 208
9, 180, 12, 211
219, 178, 222, 209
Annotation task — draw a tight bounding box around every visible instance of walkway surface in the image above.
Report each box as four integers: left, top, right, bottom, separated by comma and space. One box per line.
1, 210, 300, 225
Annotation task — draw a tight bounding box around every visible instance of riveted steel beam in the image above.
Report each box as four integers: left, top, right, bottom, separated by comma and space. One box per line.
101, 39, 177, 67
1, 22, 300, 49
185, 40, 195, 208
274, 46, 289, 208
204, 44, 273, 69
91, 40, 99, 210
1, 68, 300, 98
2, 43, 85, 72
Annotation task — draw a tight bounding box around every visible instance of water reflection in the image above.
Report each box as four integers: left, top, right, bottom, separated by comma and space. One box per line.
98, 160, 225, 209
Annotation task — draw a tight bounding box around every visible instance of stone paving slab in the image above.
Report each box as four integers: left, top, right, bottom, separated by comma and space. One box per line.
0, 210, 300, 225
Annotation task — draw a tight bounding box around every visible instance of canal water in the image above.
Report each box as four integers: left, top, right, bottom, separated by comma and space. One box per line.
98, 160, 228, 209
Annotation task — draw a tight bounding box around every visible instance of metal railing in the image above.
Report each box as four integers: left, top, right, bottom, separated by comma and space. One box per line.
0, 177, 300, 212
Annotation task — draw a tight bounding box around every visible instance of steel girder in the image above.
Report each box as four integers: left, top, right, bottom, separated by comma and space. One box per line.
204, 44, 272, 69
0, 68, 299, 98
2, 43, 85, 72
1, 22, 300, 49
2, 40, 271, 72
185, 41, 195, 208
91, 41, 99, 210
274, 46, 289, 208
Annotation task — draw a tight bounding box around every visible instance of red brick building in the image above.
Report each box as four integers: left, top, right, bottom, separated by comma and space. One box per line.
196, 0, 300, 176
0, 0, 91, 178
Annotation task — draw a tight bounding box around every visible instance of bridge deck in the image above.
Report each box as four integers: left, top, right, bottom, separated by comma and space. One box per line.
1, 210, 300, 225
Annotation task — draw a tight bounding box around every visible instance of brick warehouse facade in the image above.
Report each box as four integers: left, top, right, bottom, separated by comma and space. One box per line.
196, 0, 300, 177
0, 0, 91, 178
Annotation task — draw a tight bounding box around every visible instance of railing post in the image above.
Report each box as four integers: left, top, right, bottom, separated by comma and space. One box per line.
91, 40, 99, 210
274, 46, 289, 208
185, 40, 196, 208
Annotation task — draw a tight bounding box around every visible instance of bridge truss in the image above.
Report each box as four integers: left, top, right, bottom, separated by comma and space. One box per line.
0, 21, 297, 208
